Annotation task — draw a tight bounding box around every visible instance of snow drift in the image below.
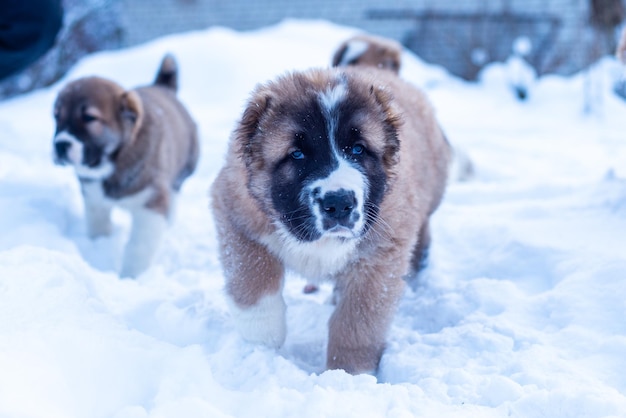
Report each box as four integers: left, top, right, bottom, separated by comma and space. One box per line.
1, 20, 626, 418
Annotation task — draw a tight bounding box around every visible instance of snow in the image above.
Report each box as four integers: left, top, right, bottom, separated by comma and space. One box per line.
1, 19, 626, 418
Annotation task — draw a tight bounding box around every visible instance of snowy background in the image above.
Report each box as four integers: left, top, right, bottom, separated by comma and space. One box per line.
1, 20, 626, 418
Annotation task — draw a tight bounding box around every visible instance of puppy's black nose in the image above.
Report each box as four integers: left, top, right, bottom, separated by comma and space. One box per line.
55, 140, 70, 158
320, 190, 355, 221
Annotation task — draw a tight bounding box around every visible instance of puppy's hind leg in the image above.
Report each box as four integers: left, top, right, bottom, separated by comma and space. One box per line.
120, 206, 167, 278
409, 221, 431, 275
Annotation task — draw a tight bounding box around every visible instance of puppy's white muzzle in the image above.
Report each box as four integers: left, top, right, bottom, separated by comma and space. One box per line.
53, 131, 83, 166
53, 131, 114, 180
307, 159, 367, 239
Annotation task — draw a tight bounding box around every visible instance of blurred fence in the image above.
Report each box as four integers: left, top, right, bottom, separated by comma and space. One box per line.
368, 9, 562, 79
120, 0, 625, 80
1, 0, 624, 100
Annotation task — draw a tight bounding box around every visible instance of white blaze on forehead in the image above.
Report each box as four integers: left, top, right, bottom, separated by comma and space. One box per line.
339, 39, 369, 66
319, 81, 347, 117
318, 78, 348, 158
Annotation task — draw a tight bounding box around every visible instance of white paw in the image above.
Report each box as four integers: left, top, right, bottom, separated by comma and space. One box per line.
228, 292, 287, 349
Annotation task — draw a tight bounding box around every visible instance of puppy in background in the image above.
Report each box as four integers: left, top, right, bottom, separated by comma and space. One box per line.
53, 54, 199, 278
332, 34, 402, 74
332, 34, 473, 183
617, 27, 626, 64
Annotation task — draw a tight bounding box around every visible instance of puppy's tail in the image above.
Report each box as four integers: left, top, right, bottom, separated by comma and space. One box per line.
154, 53, 178, 92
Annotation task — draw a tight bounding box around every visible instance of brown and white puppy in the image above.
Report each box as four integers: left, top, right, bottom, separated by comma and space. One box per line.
53, 54, 199, 278
211, 66, 450, 374
332, 34, 403, 74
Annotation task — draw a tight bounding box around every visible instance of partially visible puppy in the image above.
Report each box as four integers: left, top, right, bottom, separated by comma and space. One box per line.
53, 54, 199, 277
618, 27, 626, 64
332, 34, 402, 74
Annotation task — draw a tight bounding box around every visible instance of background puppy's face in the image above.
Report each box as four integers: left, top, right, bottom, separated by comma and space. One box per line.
53, 77, 140, 180
332, 36, 402, 74
240, 70, 400, 243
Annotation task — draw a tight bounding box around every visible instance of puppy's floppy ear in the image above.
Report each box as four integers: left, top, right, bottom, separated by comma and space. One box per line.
370, 85, 402, 168
332, 44, 349, 67
235, 89, 272, 168
120, 90, 144, 137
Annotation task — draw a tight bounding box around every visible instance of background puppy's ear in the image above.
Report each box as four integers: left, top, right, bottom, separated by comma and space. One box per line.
370, 85, 401, 168
332, 44, 349, 67
120, 91, 144, 136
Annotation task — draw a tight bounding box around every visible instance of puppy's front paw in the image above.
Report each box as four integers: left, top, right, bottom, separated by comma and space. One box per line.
326, 344, 382, 375
228, 292, 287, 349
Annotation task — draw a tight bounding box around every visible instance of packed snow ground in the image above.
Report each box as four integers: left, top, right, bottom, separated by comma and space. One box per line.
1, 20, 626, 418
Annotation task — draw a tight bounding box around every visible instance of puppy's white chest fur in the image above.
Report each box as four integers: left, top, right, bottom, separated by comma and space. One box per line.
260, 226, 358, 281
81, 181, 153, 213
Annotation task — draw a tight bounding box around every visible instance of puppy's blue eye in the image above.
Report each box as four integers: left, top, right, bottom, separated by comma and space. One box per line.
351, 144, 364, 155
291, 150, 305, 160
